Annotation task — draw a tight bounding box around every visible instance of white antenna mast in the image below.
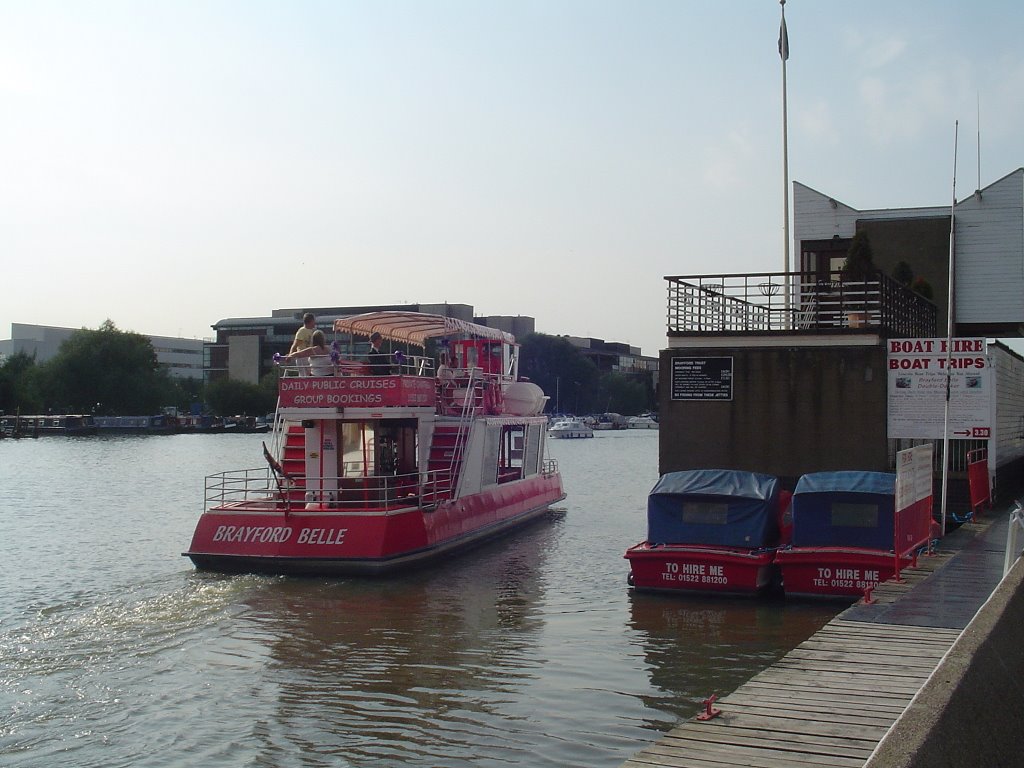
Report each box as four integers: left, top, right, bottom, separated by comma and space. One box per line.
940, 121, 959, 537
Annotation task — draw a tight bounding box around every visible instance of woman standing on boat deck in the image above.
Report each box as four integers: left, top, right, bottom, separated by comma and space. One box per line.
281, 330, 333, 376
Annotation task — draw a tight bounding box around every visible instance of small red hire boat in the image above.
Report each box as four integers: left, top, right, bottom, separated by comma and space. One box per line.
774, 471, 923, 598
625, 469, 790, 596
184, 311, 565, 575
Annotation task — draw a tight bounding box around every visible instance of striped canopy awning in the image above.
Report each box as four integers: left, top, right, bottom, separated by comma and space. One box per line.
332, 311, 515, 347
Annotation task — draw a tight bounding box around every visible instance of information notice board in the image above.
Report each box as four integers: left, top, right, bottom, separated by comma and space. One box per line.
670, 356, 733, 401
887, 337, 991, 440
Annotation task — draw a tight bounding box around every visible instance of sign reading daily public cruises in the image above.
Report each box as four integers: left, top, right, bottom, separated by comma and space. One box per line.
887, 338, 991, 440
278, 376, 436, 409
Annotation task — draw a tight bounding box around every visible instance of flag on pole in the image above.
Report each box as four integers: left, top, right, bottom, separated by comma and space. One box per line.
778, 13, 789, 61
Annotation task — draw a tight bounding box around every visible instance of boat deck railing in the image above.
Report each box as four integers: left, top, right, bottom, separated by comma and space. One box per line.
665, 270, 937, 338
205, 468, 459, 512
278, 352, 437, 378
206, 459, 554, 513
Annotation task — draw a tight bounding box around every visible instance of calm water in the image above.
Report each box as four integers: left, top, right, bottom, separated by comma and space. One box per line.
0, 431, 838, 767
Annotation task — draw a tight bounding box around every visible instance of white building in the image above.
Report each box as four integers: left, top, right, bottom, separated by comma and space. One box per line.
794, 167, 1024, 337
0, 323, 205, 380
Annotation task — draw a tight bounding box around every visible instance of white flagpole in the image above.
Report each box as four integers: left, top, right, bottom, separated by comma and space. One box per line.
940, 121, 959, 536
780, 0, 791, 325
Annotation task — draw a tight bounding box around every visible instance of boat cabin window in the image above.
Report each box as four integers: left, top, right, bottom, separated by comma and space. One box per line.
522, 424, 541, 476
681, 501, 729, 526
451, 339, 507, 375
339, 420, 418, 478
830, 502, 879, 528
496, 424, 526, 484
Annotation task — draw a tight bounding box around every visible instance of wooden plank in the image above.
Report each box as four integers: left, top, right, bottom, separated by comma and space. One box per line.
804, 627, 958, 644
779, 650, 943, 669
752, 664, 931, 685
644, 739, 866, 768
749, 672, 925, 695
824, 621, 961, 638
737, 680, 914, 704
648, 739, 865, 767
804, 635, 953, 652
719, 690, 908, 716
829, 620, 961, 636
770, 658, 938, 679
796, 638, 952, 655
655, 729, 872, 757
818, 626, 960, 643
676, 711, 891, 740
624, 751, 841, 768
784, 648, 943, 668
706, 700, 897, 727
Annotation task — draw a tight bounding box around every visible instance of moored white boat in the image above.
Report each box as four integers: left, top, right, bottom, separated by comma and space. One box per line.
626, 415, 658, 429
184, 311, 565, 575
547, 418, 594, 439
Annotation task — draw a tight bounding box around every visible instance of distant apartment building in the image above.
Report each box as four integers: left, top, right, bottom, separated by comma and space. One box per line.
0, 323, 205, 379
564, 335, 659, 377
207, 303, 658, 388
206, 303, 539, 385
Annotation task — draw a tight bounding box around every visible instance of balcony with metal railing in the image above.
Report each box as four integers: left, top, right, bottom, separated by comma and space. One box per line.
666, 270, 937, 339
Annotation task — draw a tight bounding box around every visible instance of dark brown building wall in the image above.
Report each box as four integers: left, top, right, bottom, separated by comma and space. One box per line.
659, 343, 889, 486
858, 217, 949, 330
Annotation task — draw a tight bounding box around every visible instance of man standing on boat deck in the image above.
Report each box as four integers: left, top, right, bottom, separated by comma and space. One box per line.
290, 313, 316, 354
289, 313, 316, 374
367, 332, 392, 375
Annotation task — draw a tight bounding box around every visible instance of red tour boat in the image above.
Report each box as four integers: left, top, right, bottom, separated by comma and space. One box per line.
185, 311, 564, 575
625, 469, 791, 596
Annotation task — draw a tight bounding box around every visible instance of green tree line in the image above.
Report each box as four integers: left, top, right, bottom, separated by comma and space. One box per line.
517, 333, 656, 415
0, 321, 277, 417
0, 324, 655, 418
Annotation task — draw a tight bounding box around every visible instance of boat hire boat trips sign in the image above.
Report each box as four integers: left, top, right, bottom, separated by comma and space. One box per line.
887, 338, 991, 440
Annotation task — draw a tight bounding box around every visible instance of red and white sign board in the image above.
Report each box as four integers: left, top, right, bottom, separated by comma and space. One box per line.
887, 338, 991, 440
896, 444, 934, 558
279, 376, 436, 409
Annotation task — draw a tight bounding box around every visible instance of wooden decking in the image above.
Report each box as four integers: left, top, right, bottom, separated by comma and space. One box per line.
622, 516, 1008, 768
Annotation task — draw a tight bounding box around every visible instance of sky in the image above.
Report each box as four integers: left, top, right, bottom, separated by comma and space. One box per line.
2, 1, 1023, 357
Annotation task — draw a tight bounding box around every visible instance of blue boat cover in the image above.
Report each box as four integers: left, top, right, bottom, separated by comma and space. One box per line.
790, 471, 896, 549
646, 469, 780, 547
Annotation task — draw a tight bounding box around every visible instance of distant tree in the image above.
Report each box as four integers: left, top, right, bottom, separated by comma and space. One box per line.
206, 377, 276, 416
595, 372, 650, 416
0, 352, 46, 414
892, 261, 914, 287
518, 333, 601, 414
43, 320, 165, 414
842, 231, 876, 280
167, 376, 205, 411
259, 369, 281, 405
911, 276, 935, 301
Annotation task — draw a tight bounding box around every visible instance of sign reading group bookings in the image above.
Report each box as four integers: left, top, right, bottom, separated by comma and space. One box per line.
887, 338, 991, 440
279, 376, 436, 408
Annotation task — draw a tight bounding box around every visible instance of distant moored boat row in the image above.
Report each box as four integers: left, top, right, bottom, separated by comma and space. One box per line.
0, 413, 270, 437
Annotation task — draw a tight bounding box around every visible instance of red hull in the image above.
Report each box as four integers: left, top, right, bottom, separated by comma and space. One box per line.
775, 547, 911, 598
625, 543, 776, 596
185, 474, 564, 575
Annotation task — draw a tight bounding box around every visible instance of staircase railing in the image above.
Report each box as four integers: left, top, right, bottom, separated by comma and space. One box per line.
442, 368, 486, 499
